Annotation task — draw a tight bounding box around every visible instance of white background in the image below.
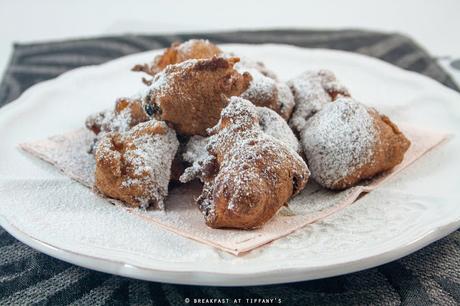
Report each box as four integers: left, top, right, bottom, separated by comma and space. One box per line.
1, 0, 459, 85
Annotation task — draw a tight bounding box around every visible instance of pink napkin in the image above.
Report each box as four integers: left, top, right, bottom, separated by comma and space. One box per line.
20, 124, 447, 255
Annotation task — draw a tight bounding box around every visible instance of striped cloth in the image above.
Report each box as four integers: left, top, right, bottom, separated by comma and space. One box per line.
0, 30, 459, 305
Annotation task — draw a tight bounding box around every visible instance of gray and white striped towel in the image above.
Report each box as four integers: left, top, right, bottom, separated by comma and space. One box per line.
0, 30, 458, 305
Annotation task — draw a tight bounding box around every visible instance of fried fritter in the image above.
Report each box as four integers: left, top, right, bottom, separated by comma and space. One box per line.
143, 56, 252, 136
301, 97, 410, 190
288, 69, 350, 133
180, 97, 310, 229
132, 39, 222, 77
85, 97, 149, 135
182, 106, 302, 171
237, 67, 295, 120
256, 106, 301, 154
132, 39, 280, 86
94, 120, 179, 209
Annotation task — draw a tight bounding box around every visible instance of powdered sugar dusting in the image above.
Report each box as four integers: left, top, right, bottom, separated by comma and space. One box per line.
18, 124, 448, 254
147, 59, 200, 97
237, 67, 277, 103
177, 39, 211, 54
86, 108, 132, 135
85, 98, 151, 154
257, 107, 301, 154
182, 135, 208, 164
233, 55, 279, 80
236, 66, 295, 120
301, 98, 376, 188
180, 135, 210, 183
288, 69, 350, 133
95, 121, 179, 209
186, 97, 308, 220
181, 105, 302, 184
21, 130, 96, 186
276, 82, 295, 119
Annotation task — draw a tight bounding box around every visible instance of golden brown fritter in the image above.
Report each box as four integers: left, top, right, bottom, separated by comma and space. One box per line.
180, 97, 310, 229
288, 69, 350, 133
132, 39, 222, 77
132, 39, 293, 120
143, 56, 252, 136
132, 39, 281, 87
85, 98, 149, 135
94, 120, 179, 209
300, 97, 410, 190
181, 106, 302, 170
238, 67, 295, 120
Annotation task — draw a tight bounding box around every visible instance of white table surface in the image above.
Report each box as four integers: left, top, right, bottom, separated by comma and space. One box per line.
1, 0, 459, 87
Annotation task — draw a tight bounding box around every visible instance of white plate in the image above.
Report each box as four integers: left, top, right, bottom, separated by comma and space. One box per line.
0, 44, 459, 286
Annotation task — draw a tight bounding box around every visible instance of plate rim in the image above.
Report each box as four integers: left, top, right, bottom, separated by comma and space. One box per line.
1, 212, 458, 286
0, 43, 459, 286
